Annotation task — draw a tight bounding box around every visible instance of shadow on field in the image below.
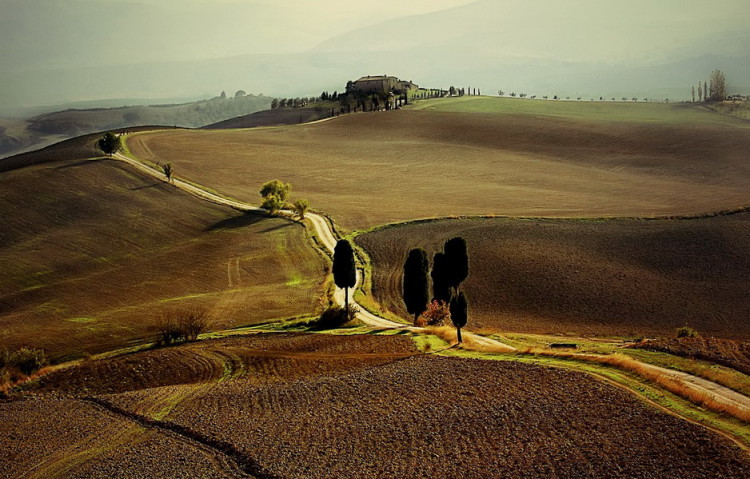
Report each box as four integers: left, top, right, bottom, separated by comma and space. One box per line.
259, 222, 295, 233
53, 158, 108, 170
129, 183, 162, 191
205, 212, 267, 231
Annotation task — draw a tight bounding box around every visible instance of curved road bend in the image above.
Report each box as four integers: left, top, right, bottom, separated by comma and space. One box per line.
112, 151, 750, 417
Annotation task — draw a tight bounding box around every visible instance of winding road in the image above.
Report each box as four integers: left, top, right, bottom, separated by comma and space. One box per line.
111, 149, 750, 422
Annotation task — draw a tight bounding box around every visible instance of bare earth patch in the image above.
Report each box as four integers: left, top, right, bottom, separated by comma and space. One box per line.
5, 334, 748, 478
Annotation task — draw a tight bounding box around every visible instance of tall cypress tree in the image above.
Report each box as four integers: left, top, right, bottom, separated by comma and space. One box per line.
450, 291, 468, 343
333, 240, 356, 315
403, 248, 430, 324
431, 252, 451, 303
444, 237, 469, 292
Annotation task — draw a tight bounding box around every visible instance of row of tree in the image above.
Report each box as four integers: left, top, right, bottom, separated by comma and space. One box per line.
403, 237, 470, 342
691, 69, 728, 103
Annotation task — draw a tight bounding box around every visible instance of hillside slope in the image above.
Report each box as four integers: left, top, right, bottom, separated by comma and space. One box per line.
0, 148, 325, 360
356, 214, 750, 339
128, 99, 750, 229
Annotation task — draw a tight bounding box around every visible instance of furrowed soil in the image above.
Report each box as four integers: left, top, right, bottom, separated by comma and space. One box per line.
127, 101, 750, 229
5, 333, 749, 478
0, 151, 326, 361
355, 214, 750, 338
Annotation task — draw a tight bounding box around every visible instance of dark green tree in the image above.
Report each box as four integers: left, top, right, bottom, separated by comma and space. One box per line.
431, 251, 451, 303
333, 239, 356, 315
403, 248, 430, 324
98, 132, 122, 156
162, 163, 173, 183
444, 237, 469, 292
450, 291, 468, 343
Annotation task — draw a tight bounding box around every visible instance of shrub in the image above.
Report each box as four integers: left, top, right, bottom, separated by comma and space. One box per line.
312, 305, 359, 330
421, 300, 451, 326
0, 347, 49, 378
155, 310, 209, 346
676, 326, 699, 338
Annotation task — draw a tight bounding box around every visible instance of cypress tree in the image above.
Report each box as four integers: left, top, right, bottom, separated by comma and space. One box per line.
444, 237, 469, 292
431, 252, 451, 303
403, 248, 430, 324
450, 291, 468, 343
333, 240, 356, 315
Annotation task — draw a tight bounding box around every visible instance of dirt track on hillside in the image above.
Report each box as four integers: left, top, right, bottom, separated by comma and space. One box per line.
128, 110, 750, 229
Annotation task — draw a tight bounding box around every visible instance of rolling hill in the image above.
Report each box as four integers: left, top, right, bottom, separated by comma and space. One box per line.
0, 139, 325, 361
127, 97, 750, 230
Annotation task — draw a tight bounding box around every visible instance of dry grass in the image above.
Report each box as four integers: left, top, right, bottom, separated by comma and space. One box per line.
522, 348, 750, 423
128, 105, 750, 230
356, 215, 750, 338
0, 157, 326, 361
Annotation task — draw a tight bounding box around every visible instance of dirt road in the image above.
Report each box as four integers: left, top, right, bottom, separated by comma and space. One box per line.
111, 149, 749, 422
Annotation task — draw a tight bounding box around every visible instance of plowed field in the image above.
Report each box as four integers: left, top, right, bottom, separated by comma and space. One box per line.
128, 101, 750, 229
4, 334, 749, 478
355, 214, 750, 338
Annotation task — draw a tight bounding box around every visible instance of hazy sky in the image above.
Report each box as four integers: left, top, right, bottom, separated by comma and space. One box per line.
1, 0, 748, 109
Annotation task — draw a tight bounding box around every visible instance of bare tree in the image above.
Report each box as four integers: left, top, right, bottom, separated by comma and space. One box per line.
698, 82, 703, 102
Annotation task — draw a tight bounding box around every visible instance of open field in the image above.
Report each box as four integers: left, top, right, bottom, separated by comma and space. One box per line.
127, 97, 750, 229
355, 214, 750, 339
4, 333, 749, 478
0, 151, 325, 361
203, 105, 335, 129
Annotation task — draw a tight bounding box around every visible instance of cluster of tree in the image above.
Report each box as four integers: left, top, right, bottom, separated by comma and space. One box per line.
448, 86, 480, 97
320, 91, 340, 101
271, 97, 320, 109
403, 237, 470, 343
258, 179, 309, 219
692, 70, 728, 103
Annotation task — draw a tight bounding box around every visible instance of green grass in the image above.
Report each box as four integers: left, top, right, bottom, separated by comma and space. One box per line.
408, 95, 750, 127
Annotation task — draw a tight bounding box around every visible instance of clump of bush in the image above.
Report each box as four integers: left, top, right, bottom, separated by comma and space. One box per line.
676, 326, 699, 339
0, 347, 49, 384
418, 300, 451, 327
310, 305, 359, 330
155, 310, 210, 346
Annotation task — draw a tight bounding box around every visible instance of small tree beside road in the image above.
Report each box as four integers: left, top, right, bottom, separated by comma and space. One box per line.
450, 291, 468, 343
333, 239, 356, 315
98, 132, 122, 156
162, 163, 173, 183
259, 179, 291, 215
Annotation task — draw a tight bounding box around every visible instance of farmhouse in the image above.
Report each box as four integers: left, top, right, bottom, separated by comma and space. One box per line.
352, 75, 418, 94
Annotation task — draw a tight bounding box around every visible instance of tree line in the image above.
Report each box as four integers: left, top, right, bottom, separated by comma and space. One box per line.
691, 69, 728, 103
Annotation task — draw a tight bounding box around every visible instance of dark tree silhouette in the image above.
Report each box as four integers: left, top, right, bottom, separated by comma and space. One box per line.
431, 251, 451, 303
333, 240, 356, 315
450, 291, 468, 343
403, 248, 430, 324
162, 163, 173, 183
98, 132, 122, 156
444, 237, 469, 292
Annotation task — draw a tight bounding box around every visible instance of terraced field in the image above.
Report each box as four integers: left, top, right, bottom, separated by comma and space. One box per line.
0, 151, 326, 361
5, 333, 749, 478
127, 98, 750, 229
355, 214, 750, 338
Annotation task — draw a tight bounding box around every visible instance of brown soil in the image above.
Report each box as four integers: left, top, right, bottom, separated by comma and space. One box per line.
633, 337, 750, 375
355, 214, 750, 338
5, 333, 749, 478
128, 109, 750, 229
0, 156, 326, 361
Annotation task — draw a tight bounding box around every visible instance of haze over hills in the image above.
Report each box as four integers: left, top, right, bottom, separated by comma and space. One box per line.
1, 0, 748, 113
